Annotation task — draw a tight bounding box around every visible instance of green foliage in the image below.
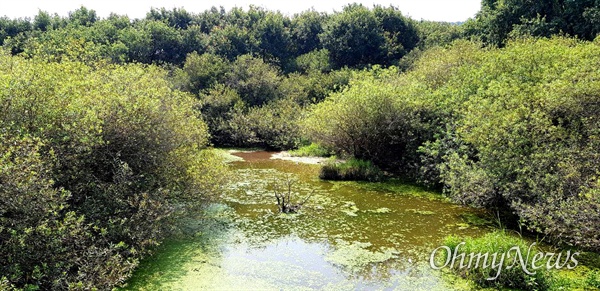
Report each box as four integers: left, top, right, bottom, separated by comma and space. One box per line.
253, 12, 292, 68
289, 143, 332, 157
206, 24, 256, 61
587, 270, 600, 289
68, 6, 98, 26
125, 19, 185, 64
178, 52, 230, 94
373, 5, 419, 65
415, 20, 464, 49
320, 4, 384, 68
246, 98, 303, 149
320, 4, 419, 68
2, 5, 425, 72
319, 158, 384, 182
225, 54, 283, 107
0, 52, 226, 289
302, 67, 432, 171
433, 38, 600, 250
295, 49, 331, 73
197, 84, 243, 145
443, 232, 553, 290
291, 10, 327, 56
146, 7, 193, 29
223, 98, 303, 150
466, 0, 600, 47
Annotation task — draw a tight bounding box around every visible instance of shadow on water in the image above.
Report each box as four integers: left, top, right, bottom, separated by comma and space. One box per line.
123, 151, 495, 290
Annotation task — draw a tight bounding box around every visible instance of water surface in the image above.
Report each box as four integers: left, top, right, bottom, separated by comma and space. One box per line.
125, 151, 494, 290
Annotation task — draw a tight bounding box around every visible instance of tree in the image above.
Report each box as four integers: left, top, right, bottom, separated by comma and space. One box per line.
119, 20, 185, 64
320, 4, 385, 68
146, 7, 193, 29
466, 0, 600, 46
33, 10, 52, 31
0, 17, 32, 45
195, 6, 227, 34
206, 24, 256, 61
415, 21, 463, 49
253, 12, 293, 68
291, 10, 327, 56
373, 5, 419, 65
179, 52, 230, 94
0, 51, 226, 289
68, 6, 98, 27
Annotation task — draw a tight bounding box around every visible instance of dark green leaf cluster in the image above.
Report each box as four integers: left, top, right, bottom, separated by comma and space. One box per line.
0, 5, 420, 71
465, 0, 600, 46
172, 51, 352, 149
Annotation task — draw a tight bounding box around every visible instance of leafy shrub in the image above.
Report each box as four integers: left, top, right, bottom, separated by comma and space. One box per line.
225, 54, 283, 107
320, 5, 418, 68
289, 143, 331, 157
223, 98, 303, 150
295, 49, 331, 73
197, 84, 244, 146
0, 52, 226, 289
442, 232, 553, 290
279, 68, 353, 105
246, 98, 303, 150
319, 158, 384, 182
177, 52, 230, 95
430, 38, 600, 251
302, 67, 434, 173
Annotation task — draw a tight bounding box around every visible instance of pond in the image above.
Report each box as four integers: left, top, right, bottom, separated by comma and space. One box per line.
124, 151, 497, 290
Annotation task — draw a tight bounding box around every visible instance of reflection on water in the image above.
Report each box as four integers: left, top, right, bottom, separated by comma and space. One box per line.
124, 151, 493, 290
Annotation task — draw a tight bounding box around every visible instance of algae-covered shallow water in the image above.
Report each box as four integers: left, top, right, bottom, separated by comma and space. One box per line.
123, 151, 496, 290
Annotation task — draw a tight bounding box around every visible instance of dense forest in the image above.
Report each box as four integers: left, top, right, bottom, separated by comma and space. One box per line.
1, 1, 600, 289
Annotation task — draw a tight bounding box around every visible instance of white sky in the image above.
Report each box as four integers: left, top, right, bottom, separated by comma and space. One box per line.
1, 1, 481, 22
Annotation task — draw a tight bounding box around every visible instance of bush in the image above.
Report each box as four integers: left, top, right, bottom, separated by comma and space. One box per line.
295, 49, 331, 73
246, 98, 304, 150
197, 84, 244, 146
279, 68, 353, 105
225, 54, 283, 107
302, 67, 434, 173
430, 38, 600, 251
218, 98, 304, 150
177, 52, 230, 95
0, 52, 226, 289
319, 158, 384, 182
442, 232, 553, 290
305, 37, 600, 251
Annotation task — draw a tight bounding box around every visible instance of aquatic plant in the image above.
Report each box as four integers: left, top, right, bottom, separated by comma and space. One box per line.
319, 158, 384, 182
289, 143, 332, 157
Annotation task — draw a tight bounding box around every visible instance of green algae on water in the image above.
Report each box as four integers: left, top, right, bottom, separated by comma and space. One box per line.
123, 151, 498, 290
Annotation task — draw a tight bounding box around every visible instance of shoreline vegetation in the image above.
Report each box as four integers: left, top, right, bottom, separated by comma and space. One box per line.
1, 1, 599, 289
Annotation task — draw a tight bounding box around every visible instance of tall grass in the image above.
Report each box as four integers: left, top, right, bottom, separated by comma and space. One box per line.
289, 143, 332, 157
319, 158, 384, 182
